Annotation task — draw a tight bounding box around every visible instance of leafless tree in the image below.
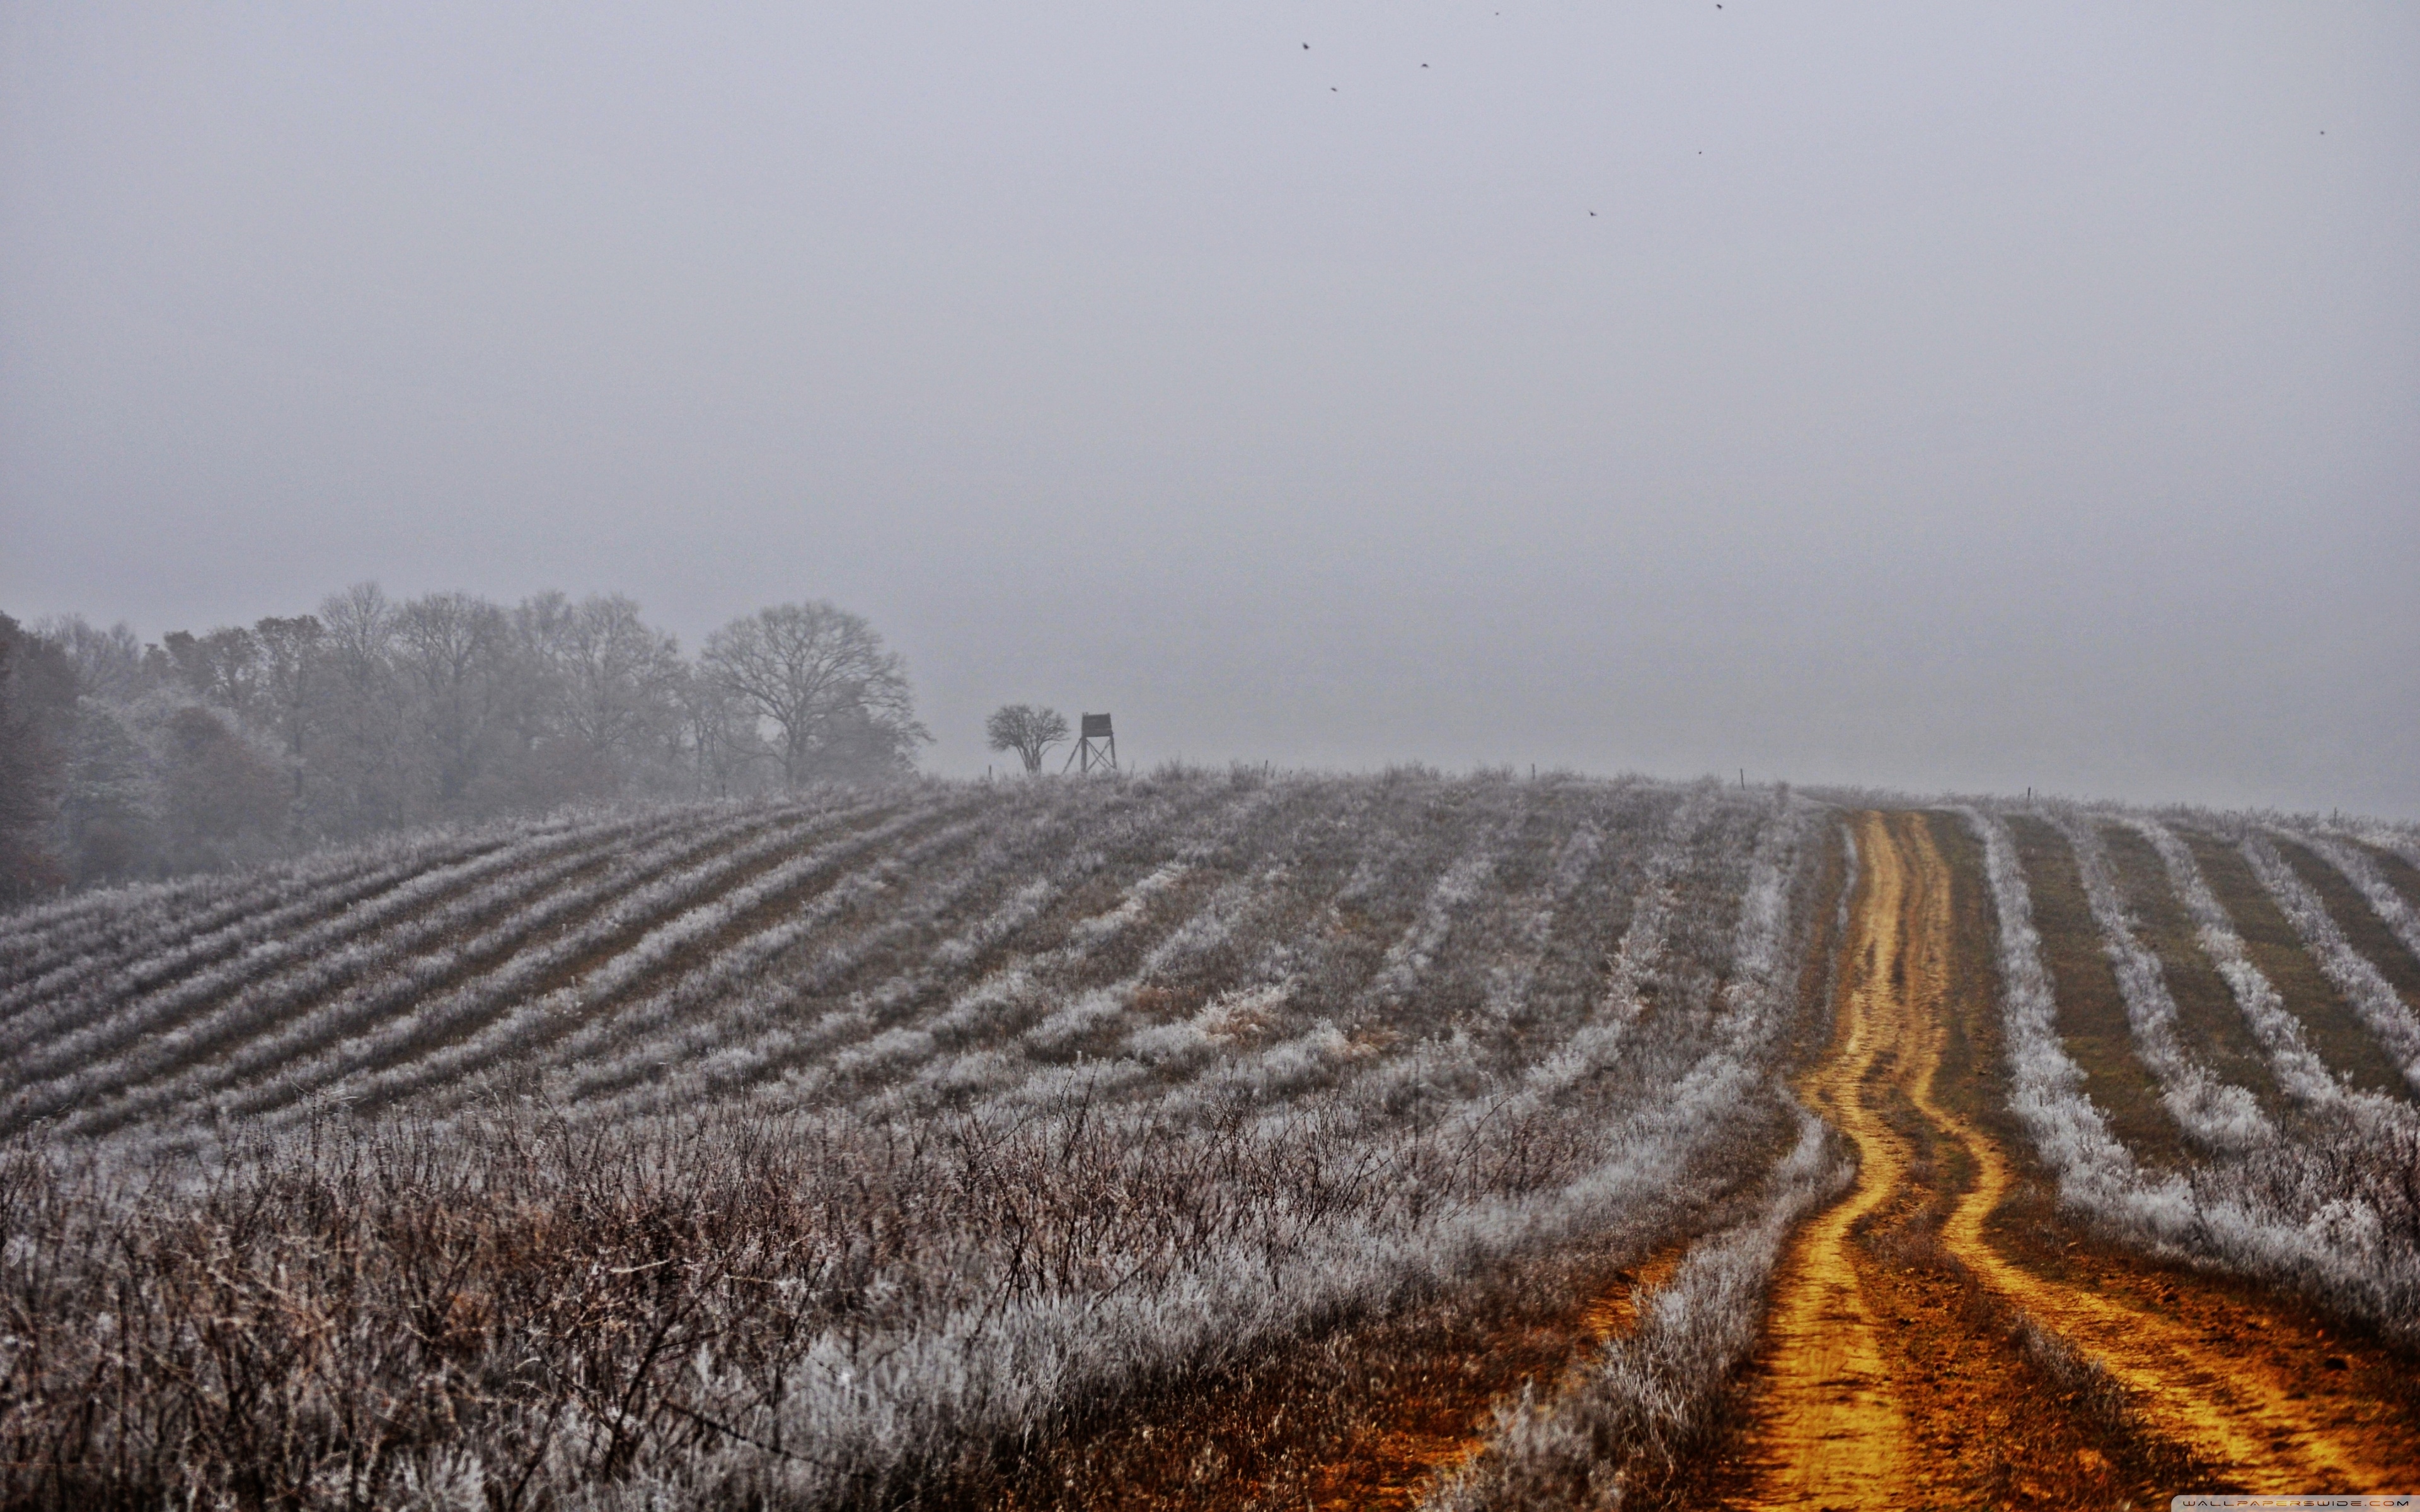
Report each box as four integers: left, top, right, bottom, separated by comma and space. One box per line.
701, 602, 928, 786
556, 595, 683, 764
251, 614, 321, 813
985, 704, 1069, 775
507, 592, 685, 801
314, 584, 411, 831
395, 592, 509, 805
671, 663, 764, 797
0, 612, 74, 899
161, 626, 266, 723
16, 585, 923, 885
32, 616, 145, 701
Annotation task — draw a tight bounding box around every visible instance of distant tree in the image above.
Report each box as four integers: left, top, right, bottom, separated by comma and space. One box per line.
160, 706, 286, 873
162, 625, 267, 724
503, 592, 686, 805
250, 614, 322, 818
395, 590, 509, 807
552, 595, 683, 772
34, 616, 147, 701
19, 585, 934, 891
670, 662, 765, 798
59, 702, 157, 886
702, 602, 929, 786
985, 705, 1069, 775
0, 612, 75, 900
313, 583, 410, 832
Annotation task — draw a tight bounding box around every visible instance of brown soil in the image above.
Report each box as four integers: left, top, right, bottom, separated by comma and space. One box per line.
2273, 835, 2420, 1019
2361, 841, 2420, 917
1733, 813, 1916, 1508
2002, 814, 2184, 1164
1008, 810, 2420, 1509
993, 1240, 1694, 1511
2100, 822, 2285, 1112
2181, 831, 2411, 1098
1288, 1242, 1691, 1511
1000, 815, 1858, 1511
1723, 811, 2420, 1507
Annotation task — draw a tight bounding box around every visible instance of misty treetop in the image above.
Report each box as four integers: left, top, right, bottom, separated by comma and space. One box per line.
703, 602, 930, 789
986, 703, 1071, 774
0, 589, 929, 900
0, 616, 75, 899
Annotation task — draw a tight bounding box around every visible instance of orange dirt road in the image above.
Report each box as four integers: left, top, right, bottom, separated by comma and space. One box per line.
1737, 813, 1916, 1509
1743, 810, 2412, 1502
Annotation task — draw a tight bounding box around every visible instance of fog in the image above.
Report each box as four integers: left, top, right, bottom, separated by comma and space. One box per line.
4, 3, 2414, 815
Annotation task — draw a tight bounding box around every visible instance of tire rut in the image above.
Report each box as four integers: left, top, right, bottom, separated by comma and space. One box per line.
1894, 813, 2404, 1487
1739, 810, 2412, 1496
1737, 811, 1915, 1509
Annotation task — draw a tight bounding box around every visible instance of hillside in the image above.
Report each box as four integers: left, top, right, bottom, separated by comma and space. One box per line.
3, 771, 2417, 1507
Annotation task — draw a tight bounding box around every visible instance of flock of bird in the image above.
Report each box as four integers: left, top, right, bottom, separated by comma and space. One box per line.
1297, 6, 1727, 217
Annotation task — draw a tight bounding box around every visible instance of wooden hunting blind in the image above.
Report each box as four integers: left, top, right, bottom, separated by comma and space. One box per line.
1065, 713, 1117, 774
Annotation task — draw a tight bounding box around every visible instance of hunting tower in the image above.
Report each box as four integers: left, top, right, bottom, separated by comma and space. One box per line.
1064, 713, 1117, 774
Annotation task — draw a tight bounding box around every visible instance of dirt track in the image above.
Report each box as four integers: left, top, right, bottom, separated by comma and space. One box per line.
1740, 811, 2416, 1503
1735, 811, 1915, 1507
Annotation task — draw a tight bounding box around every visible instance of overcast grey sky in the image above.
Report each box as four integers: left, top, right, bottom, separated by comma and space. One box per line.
4, 3, 2414, 814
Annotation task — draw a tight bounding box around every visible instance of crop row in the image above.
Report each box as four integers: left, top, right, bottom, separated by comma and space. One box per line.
2051, 811, 2273, 1150
0, 812, 577, 1014
0, 805, 681, 1086
2, 772, 1831, 1508
456, 781, 1817, 1501
2237, 830, 2420, 1089
1968, 806, 2420, 1341
7, 796, 880, 1142
117, 793, 929, 1145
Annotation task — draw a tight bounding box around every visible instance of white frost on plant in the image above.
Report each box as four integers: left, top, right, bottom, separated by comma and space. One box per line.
1482, 822, 1601, 1020
2122, 816, 2345, 1106
2290, 828, 2420, 983
1967, 806, 2420, 1327
2238, 832, 2420, 1094
2051, 810, 2272, 1150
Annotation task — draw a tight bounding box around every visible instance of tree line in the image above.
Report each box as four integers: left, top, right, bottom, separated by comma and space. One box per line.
0, 587, 927, 900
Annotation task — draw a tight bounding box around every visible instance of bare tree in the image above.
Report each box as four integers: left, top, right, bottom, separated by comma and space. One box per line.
314, 583, 410, 832
556, 595, 683, 765
395, 591, 509, 805
20, 584, 931, 884
0, 612, 74, 900
250, 614, 321, 816
984, 705, 1069, 775
701, 602, 928, 786
161, 626, 265, 723
32, 616, 146, 701
671, 662, 764, 798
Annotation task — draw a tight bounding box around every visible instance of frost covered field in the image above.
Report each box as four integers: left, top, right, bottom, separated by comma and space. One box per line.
0, 770, 1843, 1508
1964, 804, 2420, 1337
6, 773, 2420, 1508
